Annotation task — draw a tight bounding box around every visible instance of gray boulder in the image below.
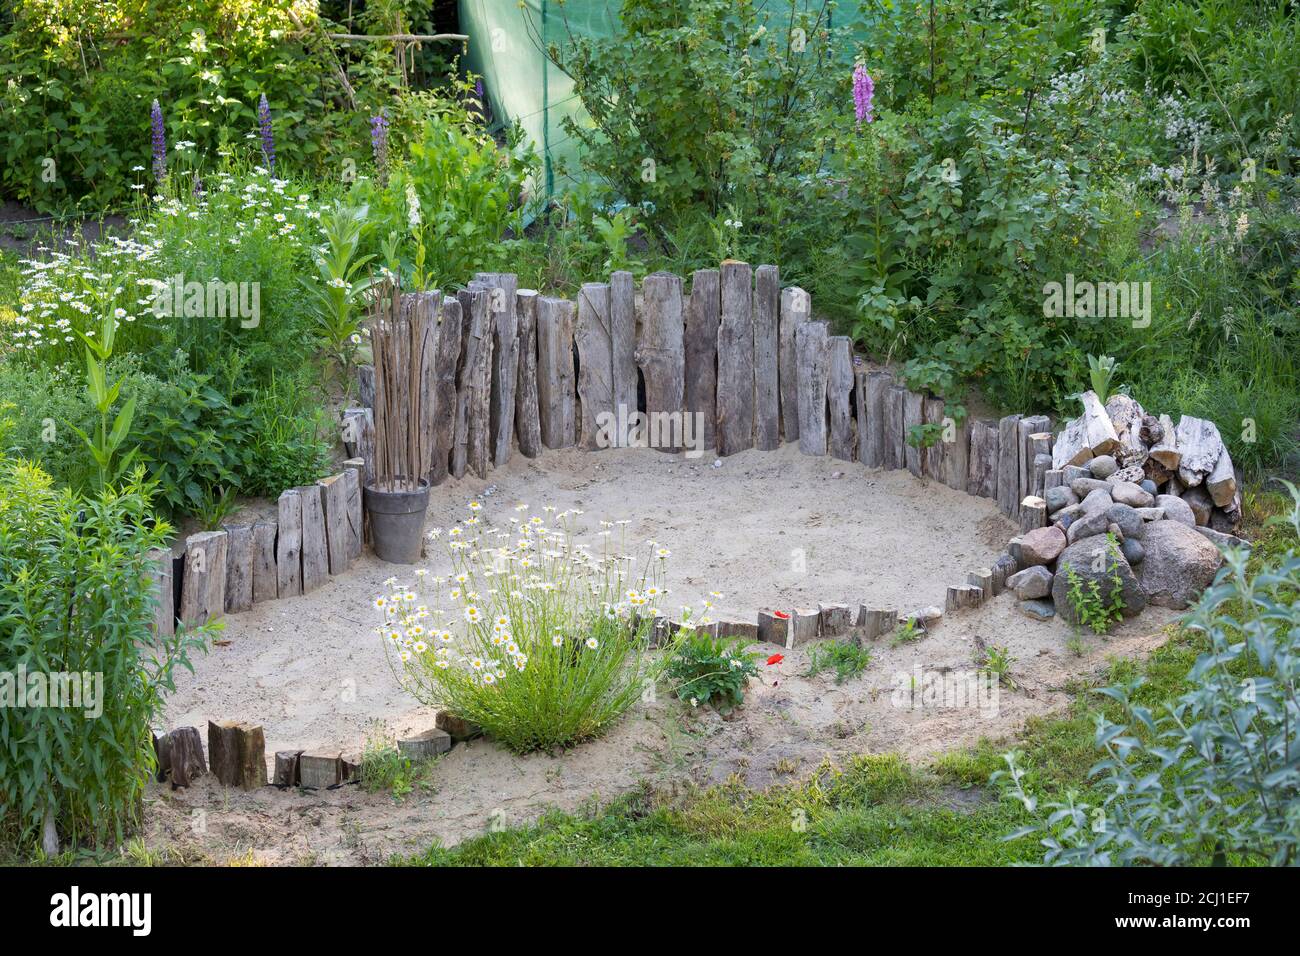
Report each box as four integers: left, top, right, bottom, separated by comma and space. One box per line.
1087, 455, 1119, 479
1018, 599, 1056, 621
1066, 510, 1111, 544
1070, 477, 1112, 499
1081, 487, 1115, 515
1110, 480, 1155, 508
1106, 503, 1144, 540
1008, 565, 1054, 600
1137, 521, 1224, 609
1156, 494, 1197, 527
1052, 537, 1147, 624
1044, 485, 1078, 514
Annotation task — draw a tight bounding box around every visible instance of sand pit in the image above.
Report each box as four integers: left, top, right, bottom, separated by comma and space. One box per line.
152, 443, 1180, 864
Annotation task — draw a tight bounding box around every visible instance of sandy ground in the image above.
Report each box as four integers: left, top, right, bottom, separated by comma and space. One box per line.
150, 444, 1179, 864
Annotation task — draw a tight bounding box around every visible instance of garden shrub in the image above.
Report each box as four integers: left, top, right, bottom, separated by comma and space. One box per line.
384, 504, 678, 753
667, 630, 761, 712
0, 452, 209, 855
996, 482, 1300, 865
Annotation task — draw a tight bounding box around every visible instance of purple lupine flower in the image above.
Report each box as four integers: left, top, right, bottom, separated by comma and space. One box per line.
852, 64, 875, 126
370, 110, 390, 186
257, 93, 276, 175
150, 99, 166, 182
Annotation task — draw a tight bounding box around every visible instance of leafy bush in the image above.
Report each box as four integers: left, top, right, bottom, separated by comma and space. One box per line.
385, 505, 676, 754
996, 483, 1300, 865
666, 631, 760, 712
0, 454, 209, 854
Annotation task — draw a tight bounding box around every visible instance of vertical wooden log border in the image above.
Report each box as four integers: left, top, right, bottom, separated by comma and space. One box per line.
795, 321, 830, 456
716, 261, 755, 457
753, 264, 781, 451
685, 269, 721, 450
637, 271, 687, 453
536, 296, 577, 450
575, 281, 614, 450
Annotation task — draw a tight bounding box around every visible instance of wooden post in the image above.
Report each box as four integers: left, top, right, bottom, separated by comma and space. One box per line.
753, 264, 781, 451
922, 395, 945, 479
223, 524, 253, 614
166, 727, 206, 787
1018, 415, 1052, 506
357, 363, 375, 408
317, 474, 351, 575
147, 547, 174, 638
946, 584, 984, 613
536, 296, 577, 449
1080, 390, 1119, 457
340, 464, 364, 561
514, 289, 543, 459
403, 290, 441, 482
1020, 496, 1047, 533
273, 750, 303, 787
297, 483, 329, 594
398, 729, 451, 760
857, 607, 897, 641
474, 273, 521, 469
859, 370, 892, 468
904, 391, 925, 478
298, 751, 342, 789
637, 272, 687, 452
779, 287, 809, 443
757, 610, 789, 646
967, 419, 999, 499
208, 720, 267, 790
252, 520, 278, 604
795, 321, 829, 456
341, 407, 375, 486
453, 287, 494, 479
1031, 449, 1052, 500
827, 336, 856, 461
819, 602, 853, 637
575, 281, 614, 450
997, 414, 1023, 517
180, 530, 228, 626
941, 415, 970, 493
786, 607, 820, 649
609, 271, 638, 445
429, 296, 463, 484
968, 568, 993, 602
685, 269, 720, 450
885, 384, 908, 470
716, 260, 755, 456
276, 488, 303, 598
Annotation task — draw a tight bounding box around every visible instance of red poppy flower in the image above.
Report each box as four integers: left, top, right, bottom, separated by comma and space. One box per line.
772, 610, 790, 620
766, 653, 784, 666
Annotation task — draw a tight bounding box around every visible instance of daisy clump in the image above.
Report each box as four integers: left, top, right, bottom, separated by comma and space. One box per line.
374, 505, 695, 753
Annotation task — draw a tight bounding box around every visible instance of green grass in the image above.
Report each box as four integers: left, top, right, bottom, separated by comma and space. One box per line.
397, 492, 1295, 867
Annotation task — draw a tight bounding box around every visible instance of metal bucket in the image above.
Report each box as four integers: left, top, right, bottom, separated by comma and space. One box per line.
363, 480, 430, 564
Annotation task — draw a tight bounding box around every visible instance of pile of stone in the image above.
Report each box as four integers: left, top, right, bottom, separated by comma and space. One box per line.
1004, 391, 1249, 623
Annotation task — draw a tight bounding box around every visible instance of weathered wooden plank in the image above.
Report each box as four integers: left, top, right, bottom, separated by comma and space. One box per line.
536, 296, 577, 449
401, 290, 441, 482
429, 296, 462, 484
252, 520, 278, 604
997, 414, 1023, 517
575, 281, 614, 450
753, 264, 781, 451
885, 384, 908, 470
922, 395, 945, 479
1018, 415, 1051, 507
268, 509, 301, 607
904, 390, 925, 478
638, 272, 687, 453
967, 419, 1000, 499
357, 363, 375, 409
475, 273, 520, 468
779, 287, 809, 443
795, 320, 830, 456
453, 287, 494, 479
610, 270, 638, 446
147, 547, 174, 637
513, 289, 543, 458
859, 369, 892, 468
716, 261, 754, 456
208, 720, 267, 790
180, 530, 228, 626
942, 414, 970, 493
684, 269, 720, 450
317, 473, 350, 575
223, 524, 253, 614
340, 463, 364, 561
1175, 415, 1224, 488
1080, 390, 1118, 457
341, 407, 375, 487
827, 336, 856, 461
297, 483, 329, 594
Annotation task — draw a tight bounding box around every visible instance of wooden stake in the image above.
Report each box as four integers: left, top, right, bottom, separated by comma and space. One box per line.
297, 483, 329, 594
252, 520, 278, 604
575, 281, 614, 450
429, 296, 463, 484
753, 264, 781, 450
685, 269, 721, 450
537, 296, 577, 449
208, 720, 267, 790
179, 530, 228, 626
637, 272, 687, 452
223, 524, 253, 614
276, 489, 303, 598
779, 287, 809, 443
514, 290, 543, 458
474, 273, 521, 469
610, 270, 638, 445
795, 321, 830, 456
716, 261, 755, 456
827, 336, 856, 461
997, 414, 1023, 517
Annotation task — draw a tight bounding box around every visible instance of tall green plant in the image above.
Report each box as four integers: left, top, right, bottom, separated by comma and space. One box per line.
67, 309, 136, 492
303, 201, 375, 389
0, 457, 210, 855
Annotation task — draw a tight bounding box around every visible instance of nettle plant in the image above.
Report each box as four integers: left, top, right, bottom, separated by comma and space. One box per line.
996, 484, 1300, 865
379, 504, 686, 754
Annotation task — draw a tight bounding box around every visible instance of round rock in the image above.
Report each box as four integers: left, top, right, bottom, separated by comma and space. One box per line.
1019, 526, 1067, 567
1136, 520, 1223, 609
1087, 455, 1119, 479
1110, 480, 1155, 508
1120, 537, 1145, 565
1051, 538, 1147, 624
1156, 493, 1197, 527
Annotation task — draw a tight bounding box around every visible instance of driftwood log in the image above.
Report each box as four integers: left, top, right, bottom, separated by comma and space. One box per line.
795, 321, 830, 456
997, 414, 1023, 517
967, 419, 999, 499
716, 260, 755, 456
753, 264, 781, 451
429, 296, 463, 483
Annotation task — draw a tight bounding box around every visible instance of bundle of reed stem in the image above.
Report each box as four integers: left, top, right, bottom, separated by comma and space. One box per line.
366, 277, 434, 492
